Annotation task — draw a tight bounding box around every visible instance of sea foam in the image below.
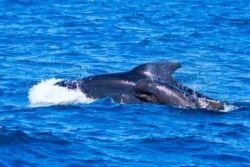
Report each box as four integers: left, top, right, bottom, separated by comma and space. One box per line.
28, 78, 95, 107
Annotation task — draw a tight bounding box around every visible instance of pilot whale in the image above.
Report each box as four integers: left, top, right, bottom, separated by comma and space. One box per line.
134, 79, 224, 110
55, 61, 224, 111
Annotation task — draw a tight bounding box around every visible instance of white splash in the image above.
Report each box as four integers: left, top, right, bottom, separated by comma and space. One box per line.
197, 99, 233, 113
28, 78, 95, 107
222, 104, 238, 113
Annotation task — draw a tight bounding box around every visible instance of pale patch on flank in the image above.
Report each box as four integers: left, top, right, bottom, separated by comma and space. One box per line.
120, 80, 136, 86
143, 71, 153, 77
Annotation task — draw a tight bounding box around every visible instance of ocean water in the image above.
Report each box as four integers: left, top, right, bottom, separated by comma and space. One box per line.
1, 0, 250, 166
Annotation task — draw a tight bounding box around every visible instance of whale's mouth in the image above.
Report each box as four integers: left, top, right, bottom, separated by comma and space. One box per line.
135, 92, 158, 104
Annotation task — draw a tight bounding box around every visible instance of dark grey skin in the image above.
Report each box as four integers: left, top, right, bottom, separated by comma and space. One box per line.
55, 62, 180, 104
55, 61, 224, 110
134, 79, 225, 111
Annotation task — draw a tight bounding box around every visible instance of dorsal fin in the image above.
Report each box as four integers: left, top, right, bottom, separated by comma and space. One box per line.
131, 61, 181, 81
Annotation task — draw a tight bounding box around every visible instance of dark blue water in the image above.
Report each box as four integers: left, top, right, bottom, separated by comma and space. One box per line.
1, 0, 250, 166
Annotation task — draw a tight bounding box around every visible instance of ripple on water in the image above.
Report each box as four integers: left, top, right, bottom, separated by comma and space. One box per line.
1, 0, 250, 166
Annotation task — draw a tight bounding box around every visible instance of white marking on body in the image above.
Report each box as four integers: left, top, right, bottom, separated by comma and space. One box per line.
120, 80, 136, 86
143, 71, 153, 77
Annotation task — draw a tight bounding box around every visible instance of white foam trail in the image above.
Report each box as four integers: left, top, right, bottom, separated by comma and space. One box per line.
221, 104, 238, 113
197, 99, 234, 113
28, 78, 95, 107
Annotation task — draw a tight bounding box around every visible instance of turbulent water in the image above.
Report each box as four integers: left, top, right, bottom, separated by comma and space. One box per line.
1, 0, 250, 166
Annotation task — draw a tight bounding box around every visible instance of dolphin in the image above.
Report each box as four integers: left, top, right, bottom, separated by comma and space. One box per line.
55, 61, 224, 110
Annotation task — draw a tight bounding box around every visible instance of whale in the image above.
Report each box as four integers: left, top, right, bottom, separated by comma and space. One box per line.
134, 79, 224, 110
55, 61, 224, 110
55, 62, 180, 104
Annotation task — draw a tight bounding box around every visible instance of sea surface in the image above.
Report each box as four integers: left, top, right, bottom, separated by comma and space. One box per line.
1, 0, 250, 166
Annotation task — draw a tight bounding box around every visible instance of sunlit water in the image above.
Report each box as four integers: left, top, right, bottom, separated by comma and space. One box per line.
1, 0, 250, 166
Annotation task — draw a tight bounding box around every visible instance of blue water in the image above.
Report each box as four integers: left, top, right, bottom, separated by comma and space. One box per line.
1, 0, 250, 166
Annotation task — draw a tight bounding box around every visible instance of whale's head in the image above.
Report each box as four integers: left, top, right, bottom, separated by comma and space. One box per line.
134, 79, 225, 111
134, 79, 160, 104
196, 98, 225, 111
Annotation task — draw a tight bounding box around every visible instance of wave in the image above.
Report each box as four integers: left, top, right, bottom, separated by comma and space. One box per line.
28, 78, 95, 107
0, 129, 32, 145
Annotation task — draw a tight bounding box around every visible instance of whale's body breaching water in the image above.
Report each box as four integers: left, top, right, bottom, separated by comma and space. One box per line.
28, 78, 95, 107
28, 62, 235, 112
54, 62, 226, 111
28, 78, 235, 112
